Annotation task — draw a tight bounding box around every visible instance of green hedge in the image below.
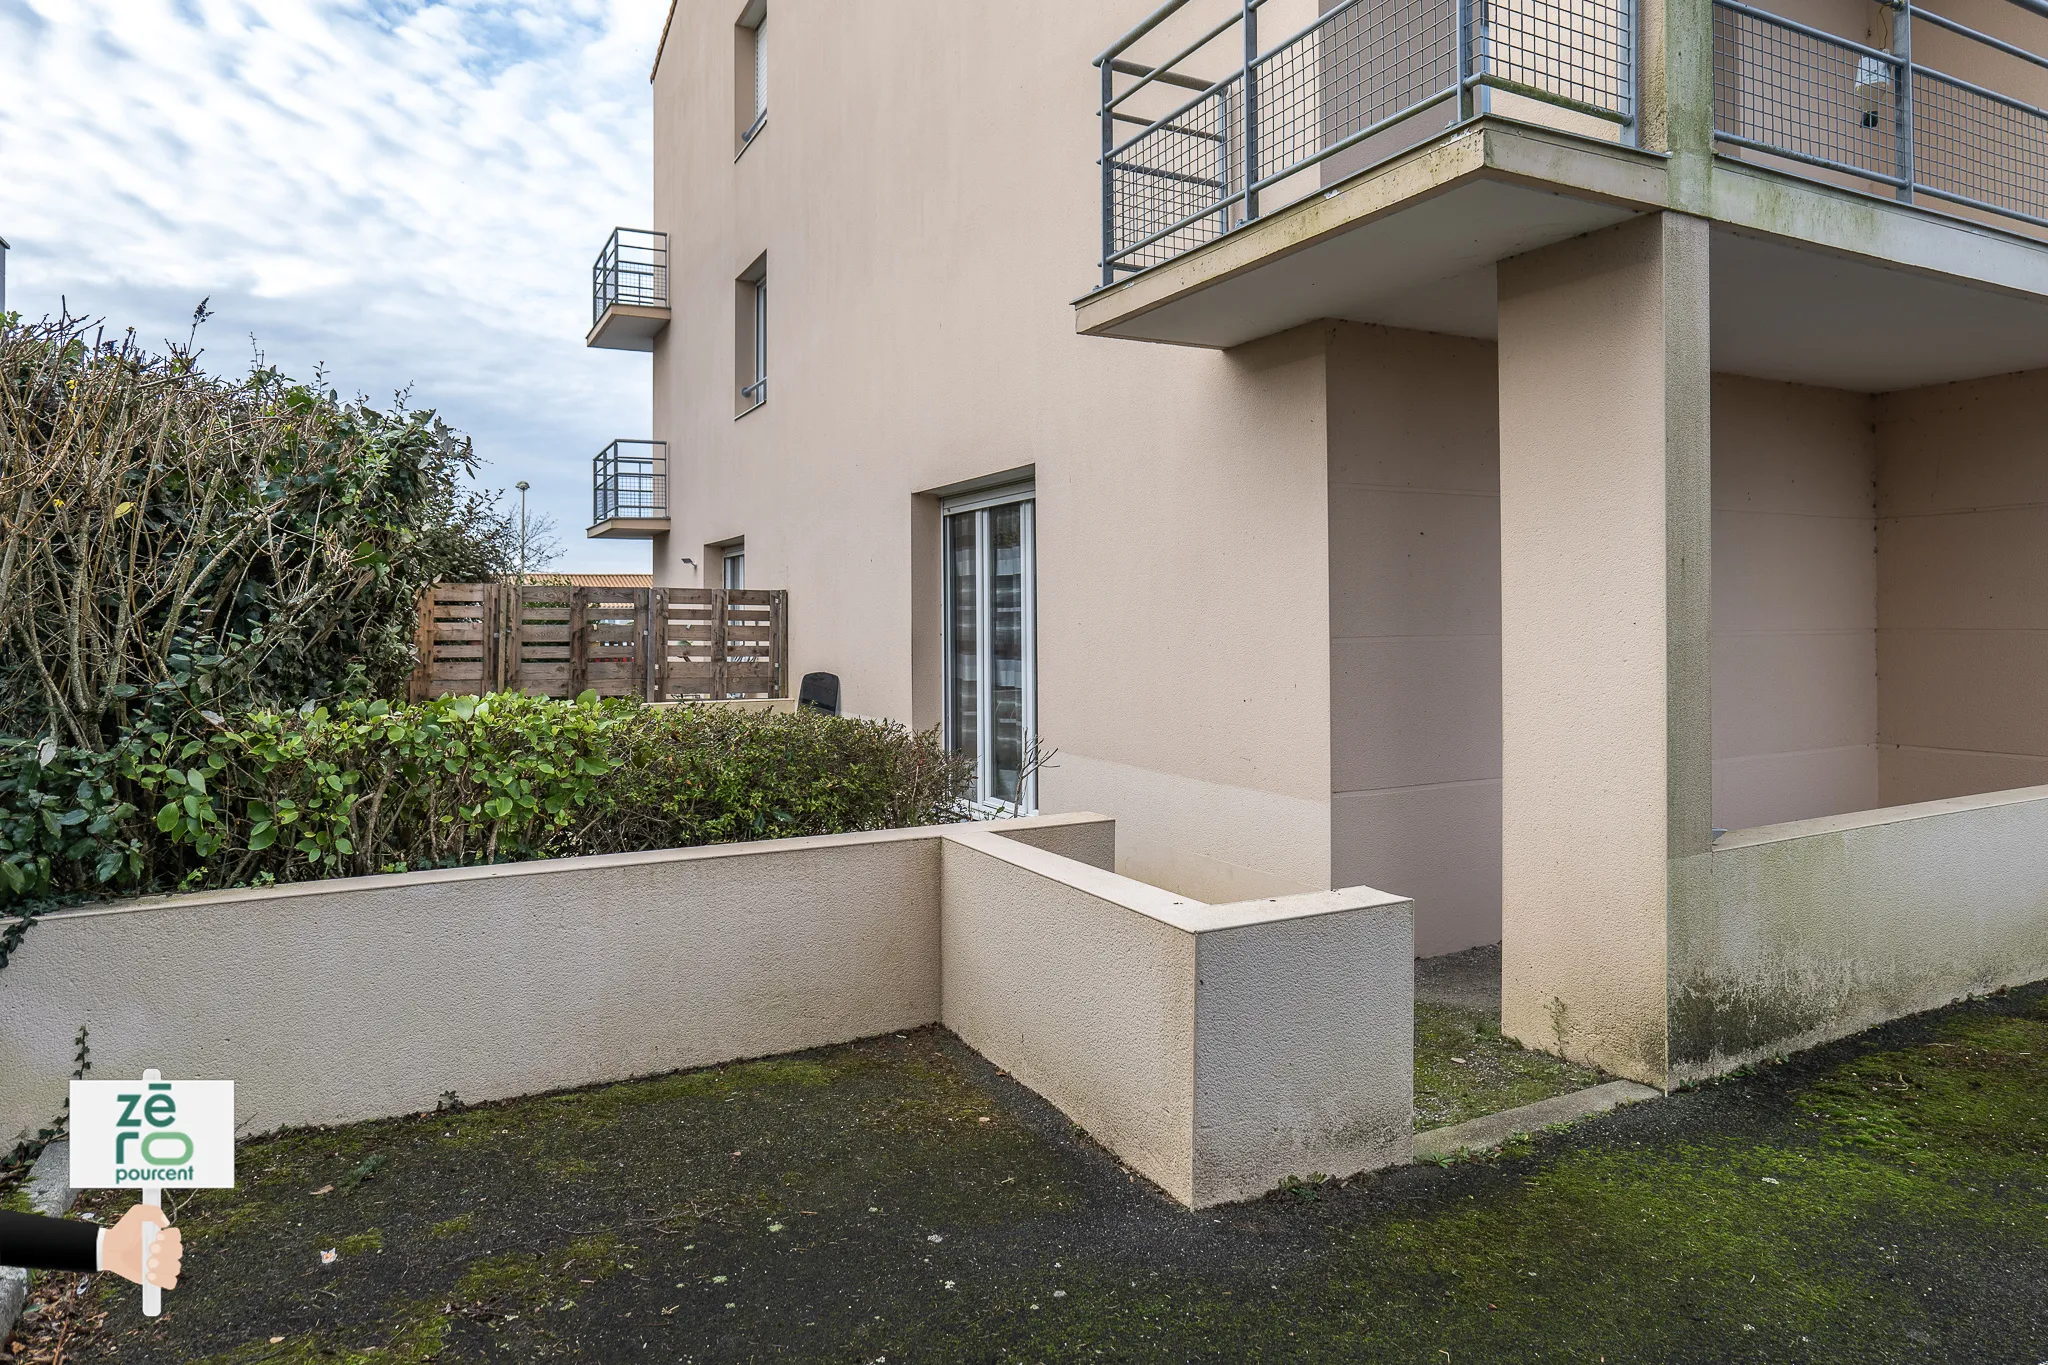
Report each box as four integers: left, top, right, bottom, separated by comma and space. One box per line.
0, 694, 970, 966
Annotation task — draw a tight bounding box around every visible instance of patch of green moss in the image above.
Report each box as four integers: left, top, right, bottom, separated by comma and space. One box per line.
1018, 1138, 1976, 1359
335, 1227, 383, 1257
567, 1056, 834, 1124
192, 1305, 448, 1365
232, 1122, 404, 1186
1798, 1010, 2048, 1168
537, 1153, 598, 1179
453, 1232, 633, 1311
62, 1011, 2048, 1364
1414, 999, 1607, 1129
425, 1211, 475, 1239
417, 1102, 537, 1152
1006, 1002, 2048, 1361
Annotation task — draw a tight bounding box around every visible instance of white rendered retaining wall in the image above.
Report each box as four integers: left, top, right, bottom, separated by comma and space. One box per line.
0, 814, 1414, 1208
1672, 784, 2048, 1080
940, 827, 1412, 1206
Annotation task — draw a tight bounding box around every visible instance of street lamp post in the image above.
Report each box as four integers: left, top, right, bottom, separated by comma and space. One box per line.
514, 481, 530, 585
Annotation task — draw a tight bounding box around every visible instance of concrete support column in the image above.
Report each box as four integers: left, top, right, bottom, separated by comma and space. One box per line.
1639, 0, 1717, 210
1496, 212, 1712, 1088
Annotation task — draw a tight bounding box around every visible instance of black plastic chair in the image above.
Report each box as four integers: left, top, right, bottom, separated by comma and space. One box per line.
798, 672, 841, 715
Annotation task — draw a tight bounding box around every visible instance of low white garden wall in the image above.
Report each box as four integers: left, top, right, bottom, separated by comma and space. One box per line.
1672, 784, 2048, 1080
0, 813, 1415, 1208
941, 827, 1412, 1206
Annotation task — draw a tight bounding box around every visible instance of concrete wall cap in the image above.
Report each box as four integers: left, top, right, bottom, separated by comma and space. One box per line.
1178, 885, 1413, 933
11, 813, 1118, 926
945, 825, 1410, 935
1715, 783, 2048, 851
941, 823, 1200, 925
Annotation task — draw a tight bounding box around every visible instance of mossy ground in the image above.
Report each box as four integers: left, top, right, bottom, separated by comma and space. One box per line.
1413, 998, 1609, 1129
25, 984, 2048, 1364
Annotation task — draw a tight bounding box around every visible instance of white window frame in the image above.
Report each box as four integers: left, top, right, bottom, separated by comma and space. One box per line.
738, 1, 768, 149
722, 544, 746, 589
738, 257, 767, 413
752, 275, 767, 403
752, 12, 767, 124
941, 482, 1037, 814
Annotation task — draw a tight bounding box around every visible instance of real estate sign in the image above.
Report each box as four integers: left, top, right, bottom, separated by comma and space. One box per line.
70, 1073, 235, 1190
70, 1069, 234, 1317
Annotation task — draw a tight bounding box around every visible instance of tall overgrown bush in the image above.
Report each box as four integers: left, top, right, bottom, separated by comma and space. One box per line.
0, 312, 967, 976
0, 311, 538, 748
0, 694, 970, 967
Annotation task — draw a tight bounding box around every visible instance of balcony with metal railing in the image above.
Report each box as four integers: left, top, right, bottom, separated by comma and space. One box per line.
1713, 0, 2048, 232
1078, 0, 2048, 386
587, 228, 671, 351
1078, 0, 1665, 348
1096, 0, 1637, 286
589, 440, 670, 540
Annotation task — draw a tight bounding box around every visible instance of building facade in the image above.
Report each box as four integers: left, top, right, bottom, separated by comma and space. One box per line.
589, 0, 2048, 1087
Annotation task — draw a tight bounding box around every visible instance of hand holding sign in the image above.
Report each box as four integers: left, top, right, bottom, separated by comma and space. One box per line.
72, 1069, 233, 1316
102, 1203, 183, 1290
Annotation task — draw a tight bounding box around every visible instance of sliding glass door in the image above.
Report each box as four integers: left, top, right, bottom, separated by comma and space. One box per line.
943, 485, 1037, 812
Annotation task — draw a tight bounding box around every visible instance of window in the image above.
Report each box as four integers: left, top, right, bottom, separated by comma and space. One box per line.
736, 1, 767, 153
722, 543, 746, 589
943, 484, 1037, 812
736, 253, 766, 414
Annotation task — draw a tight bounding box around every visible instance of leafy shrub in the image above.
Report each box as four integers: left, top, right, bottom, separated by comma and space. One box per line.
0, 695, 970, 967
0, 312, 549, 749
584, 704, 972, 852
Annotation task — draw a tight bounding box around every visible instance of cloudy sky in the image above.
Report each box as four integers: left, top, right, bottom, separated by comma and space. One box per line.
0, 0, 668, 573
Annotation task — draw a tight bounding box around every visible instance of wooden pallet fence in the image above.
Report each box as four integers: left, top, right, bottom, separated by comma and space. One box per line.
410, 584, 787, 703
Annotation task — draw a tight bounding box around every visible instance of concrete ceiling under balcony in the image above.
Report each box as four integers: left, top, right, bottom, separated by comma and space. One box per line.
1078, 122, 2048, 393
1080, 175, 1642, 349
1708, 227, 2048, 392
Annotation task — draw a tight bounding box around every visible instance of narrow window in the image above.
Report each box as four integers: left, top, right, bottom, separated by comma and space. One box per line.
736, 253, 767, 414
942, 484, 1037, 812
736, 1, 767, 153
722, 543, 746, 589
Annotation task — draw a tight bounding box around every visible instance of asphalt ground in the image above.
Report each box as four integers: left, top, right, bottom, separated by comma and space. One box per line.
21, 979, 2048, 1364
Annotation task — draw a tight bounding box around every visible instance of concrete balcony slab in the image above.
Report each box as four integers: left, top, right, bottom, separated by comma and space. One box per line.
1074, 121, 1668, 350
1078, 117, 2048, 390
588, 516, 670, 540
586, 302, 671, 352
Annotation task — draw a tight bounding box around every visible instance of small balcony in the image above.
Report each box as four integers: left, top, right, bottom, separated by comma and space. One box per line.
1712, 0, 2048, 234
1091, 0, 2048, 307
1093, 0, 1636, 288
589, 440, 670, 540
1080, 0, 2048, 390
587, 228, 670, 351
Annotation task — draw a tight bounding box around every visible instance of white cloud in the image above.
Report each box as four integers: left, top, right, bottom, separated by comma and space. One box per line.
0, 0, 669, 572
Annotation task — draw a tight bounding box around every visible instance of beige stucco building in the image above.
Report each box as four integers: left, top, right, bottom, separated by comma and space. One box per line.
589, 0, 2048, 1087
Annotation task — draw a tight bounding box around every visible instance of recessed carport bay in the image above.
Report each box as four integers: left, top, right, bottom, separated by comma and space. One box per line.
1318, 212, 2048, 1082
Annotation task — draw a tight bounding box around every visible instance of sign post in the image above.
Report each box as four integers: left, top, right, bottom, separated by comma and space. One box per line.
70, 1069, 234, 1316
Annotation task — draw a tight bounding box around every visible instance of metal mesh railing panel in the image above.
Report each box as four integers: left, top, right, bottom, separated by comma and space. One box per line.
1482, 0, 1633, 116
1107, 80, 1240, 273
593, 443, 667, 525
1258, 0, 1459, 175
1098, 0, 1644, 279
1712, 4, 1903, 182
592, 229, 668, 324
1914, 68, 2048, 221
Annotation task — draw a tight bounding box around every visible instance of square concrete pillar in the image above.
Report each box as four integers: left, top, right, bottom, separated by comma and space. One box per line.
1496, 212, 1713, 1088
